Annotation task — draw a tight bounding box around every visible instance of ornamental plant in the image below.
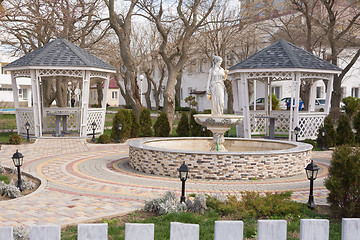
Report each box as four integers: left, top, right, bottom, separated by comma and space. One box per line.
176, 112, 189, 137
98, 134, 111, 144
153, 112, 170, 137
341, 96, 360, 119
353, 111, 360, 142
130, 110, 140, 138
316, 116, 336, 148
336, 114, 354, 146
325, 146, 360, 217
139, 108, 152, 137
111, 109, 132, 142
189, 110, 202, 137
9, 133, 21, 145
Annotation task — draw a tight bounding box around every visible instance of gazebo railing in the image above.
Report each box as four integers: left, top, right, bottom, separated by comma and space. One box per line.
16, 108, 35, 135
86, 108, 106, 135
248, 111, 326, 140
298, 112, 327, 141
43, 107, 80, 132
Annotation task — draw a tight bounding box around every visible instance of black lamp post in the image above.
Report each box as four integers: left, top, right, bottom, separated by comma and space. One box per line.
12, 150, 24, 191
178, 162, 189, 203
305, 160, 320, 209
25, 122, 30, 142
201, 125, 206, 137
91, 121, 97, 142
321, 127, 326, 151
294, 126, 300, 142
117, 123, 123, 143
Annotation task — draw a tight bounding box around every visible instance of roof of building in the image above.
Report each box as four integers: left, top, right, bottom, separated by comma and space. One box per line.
90, 78, 119, 89
4, 38, 116, 71
229, 39, 342, 72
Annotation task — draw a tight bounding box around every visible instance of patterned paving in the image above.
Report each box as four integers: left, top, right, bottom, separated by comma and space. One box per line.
0, 139, 332, 226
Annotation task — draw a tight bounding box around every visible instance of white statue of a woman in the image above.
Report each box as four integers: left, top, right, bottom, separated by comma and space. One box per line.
206, 56, 229, 115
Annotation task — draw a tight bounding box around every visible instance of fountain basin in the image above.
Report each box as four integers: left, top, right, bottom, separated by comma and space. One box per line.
128, 138, 312, 180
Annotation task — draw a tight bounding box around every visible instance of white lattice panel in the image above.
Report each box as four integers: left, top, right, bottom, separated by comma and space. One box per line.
250, 111, 266, 135
43, 108, 80, 132
247, 71, 292, 80
13, 70, 31, 78
86, 109, 105, 134
16, 109, 35, 135
38, 69, 83, 77
300, 72, 332, 80
90, 71, 108, 79
298, 113, 326, 140
273, 112, 290, 135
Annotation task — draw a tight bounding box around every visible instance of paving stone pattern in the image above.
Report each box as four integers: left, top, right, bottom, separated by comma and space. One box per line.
0, 139, 332, 226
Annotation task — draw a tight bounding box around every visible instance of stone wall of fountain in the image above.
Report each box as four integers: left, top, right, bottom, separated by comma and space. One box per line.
128, 138, 312, 180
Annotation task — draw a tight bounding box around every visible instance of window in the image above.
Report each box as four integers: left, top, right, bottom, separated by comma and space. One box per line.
316, 86, 324, 98
18, 89, 27, 100
271, 86, 281, 99
341, 87, 346, 99
0, 88, 12, 91
111, 91, 118, 99
351, 87, 359, 98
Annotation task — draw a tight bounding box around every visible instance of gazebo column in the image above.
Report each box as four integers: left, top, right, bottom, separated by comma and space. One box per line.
11, 73, 21, 135
80, 70, 90, 138
31, 70, 42, 137
293, 72, 301, 140
101, 74, 110, 134
308, 80, 316, 112
324, 75, 334, 114
240, 73, 251, 138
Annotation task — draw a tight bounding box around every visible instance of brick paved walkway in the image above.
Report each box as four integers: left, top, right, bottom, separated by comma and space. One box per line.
0, 139, 332, 226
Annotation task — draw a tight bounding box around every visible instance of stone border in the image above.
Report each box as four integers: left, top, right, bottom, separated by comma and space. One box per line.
128, 138, 313, 180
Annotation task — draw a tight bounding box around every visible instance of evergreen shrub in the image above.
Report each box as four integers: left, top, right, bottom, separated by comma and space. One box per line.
111, 109, 132, 142
325, 146, 360, 217
341, 96, 360, 119
353, 111, 360, 142
130, 110, 140, 138
189, 110, 202, 137
336, 114, 354, 146
176, 112, 189, 137
303, 139, 316, 148
9, 133, 21, 145
139, 108, 152, 137
98, 134, 111, 144
316, 116, 336, 148
154, 112, 170, 137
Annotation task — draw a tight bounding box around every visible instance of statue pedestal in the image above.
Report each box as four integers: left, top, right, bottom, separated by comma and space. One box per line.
194, 114, 243, 151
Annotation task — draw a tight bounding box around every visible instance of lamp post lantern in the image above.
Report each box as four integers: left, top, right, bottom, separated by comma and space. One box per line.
305, 160, 320, 209
178, 162, 189, 203
117, 123, 123, 143
321, 127, 326, 151
25, 122, 30, 142
201, 125, 206, 137
91, 121, 97, 142
12, 150, 24, 191
294, 126, 300, 142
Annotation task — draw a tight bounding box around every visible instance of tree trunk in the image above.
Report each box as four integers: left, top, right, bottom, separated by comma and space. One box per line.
300, 82, 311, 111
96, 80, 103, 107
163, 68, 178, 129
224, 79, 233, 113
145, 77, 152, 109
175, 70, 182, 108
42, 78, 56, 107
55, 77, 67, 107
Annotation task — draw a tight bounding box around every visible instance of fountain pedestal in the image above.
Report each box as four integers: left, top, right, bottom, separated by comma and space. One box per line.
194, 114, 243, 151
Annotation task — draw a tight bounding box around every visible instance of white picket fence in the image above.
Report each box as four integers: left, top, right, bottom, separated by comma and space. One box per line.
0, 218, 359, 240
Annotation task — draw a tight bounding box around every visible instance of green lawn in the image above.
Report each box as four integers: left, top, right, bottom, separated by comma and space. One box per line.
0, 114, 17, 130
61, 206, 341, 240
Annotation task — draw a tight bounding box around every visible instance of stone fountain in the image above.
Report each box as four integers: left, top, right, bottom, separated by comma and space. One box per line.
193, 114, 243, 151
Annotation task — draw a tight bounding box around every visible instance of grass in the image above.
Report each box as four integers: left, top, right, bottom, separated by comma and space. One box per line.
60, 205, 342, 240
0, 174, 10, 184
0, 114, 17, 130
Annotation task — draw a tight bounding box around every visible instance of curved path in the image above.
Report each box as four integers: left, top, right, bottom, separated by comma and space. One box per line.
0, 139, 332, 226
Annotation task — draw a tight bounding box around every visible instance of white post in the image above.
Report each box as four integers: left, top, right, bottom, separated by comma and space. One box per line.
31, 70, 42, 137
294, 72, 301, 139
27, 87, 32, 107
140, 75, 144, 106
102, 75, 110, 109
300, 219, 329, 240
309, 79, 316, 112
289, 72, 295, 141
80, 70, 90, 138
11, 72, 21, 135
324, 75, 334, 115
241, 73, 251, 138
264, 77, 269, 136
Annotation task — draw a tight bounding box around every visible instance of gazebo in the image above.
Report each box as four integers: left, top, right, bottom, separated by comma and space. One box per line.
4, 38, 116, 138
229, 39, 342, 141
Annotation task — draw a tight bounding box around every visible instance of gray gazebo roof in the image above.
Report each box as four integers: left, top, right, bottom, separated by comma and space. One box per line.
229, 39, 342, 72
4, 38, 115, 71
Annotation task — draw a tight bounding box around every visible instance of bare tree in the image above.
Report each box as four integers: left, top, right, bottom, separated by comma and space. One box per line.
104, 0, 142, 118
137, 0, 216, 127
